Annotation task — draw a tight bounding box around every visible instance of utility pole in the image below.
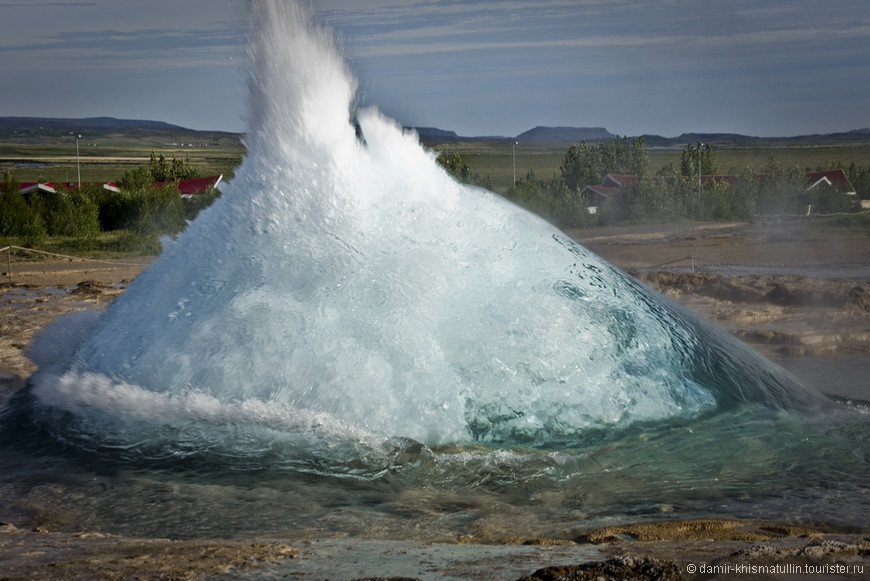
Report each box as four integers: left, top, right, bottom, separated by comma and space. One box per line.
76, 134, 82, 189
512, 141, 518, 185
697, 142, 704, 217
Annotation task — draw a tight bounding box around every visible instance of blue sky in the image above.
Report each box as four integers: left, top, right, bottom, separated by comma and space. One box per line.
2, 0, 869, 137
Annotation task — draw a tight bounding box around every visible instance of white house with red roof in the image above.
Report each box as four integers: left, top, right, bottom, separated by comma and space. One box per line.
804, 169, 856, 196
2, 175, 222, 197
151, 175, 223, 197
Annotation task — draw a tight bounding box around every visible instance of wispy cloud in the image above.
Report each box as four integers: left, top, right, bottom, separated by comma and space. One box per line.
326, 0, 870, 89
0, 22, 243, 72
3, 2, 98, 6
2, 0, 868, 135
327, 0, 870, 59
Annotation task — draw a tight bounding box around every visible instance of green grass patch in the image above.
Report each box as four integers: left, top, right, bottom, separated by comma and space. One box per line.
1, 230, 166, 260
0, 141, 245, 184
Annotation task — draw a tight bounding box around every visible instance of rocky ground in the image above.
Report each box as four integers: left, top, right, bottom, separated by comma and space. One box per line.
2, 518, 868, 579
0, 256, 147, 399
571, 219, 870, 401
1, 219, 869, 579
634, 270, 870, 355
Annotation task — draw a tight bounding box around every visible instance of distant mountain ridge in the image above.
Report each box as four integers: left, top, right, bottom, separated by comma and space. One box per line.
3, 117, 869, 147
0, 116, 187, 131
410, 126, 460, 140
408, 123, 870, 146
0, 116, 243, 148
641, 129, 870, 147
515, 126, 616, 142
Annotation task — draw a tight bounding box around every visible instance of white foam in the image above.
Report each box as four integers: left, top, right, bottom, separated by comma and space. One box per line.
30, 0, 795, 452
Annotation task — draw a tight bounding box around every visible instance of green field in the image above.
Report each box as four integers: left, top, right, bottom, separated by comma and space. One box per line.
0, 143, 245, 184
0, 126, 245, 185
430, 141, 870, 194
3, 130, 870, 261
4, 131, 870, 196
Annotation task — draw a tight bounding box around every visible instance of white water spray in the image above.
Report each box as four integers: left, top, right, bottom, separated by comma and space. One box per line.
27, 0, 824, 459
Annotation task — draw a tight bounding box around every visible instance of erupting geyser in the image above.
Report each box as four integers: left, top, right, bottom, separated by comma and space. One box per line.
20, 0, 839, 477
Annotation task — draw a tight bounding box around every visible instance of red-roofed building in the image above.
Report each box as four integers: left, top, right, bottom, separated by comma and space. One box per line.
152, 175, 223, 198
3, 182, 120, 195
600, 174, 635, 188
17, 182, 57, 195
578, 185, 619, 213
804, 169, 856, 196
1, 175, 222, 197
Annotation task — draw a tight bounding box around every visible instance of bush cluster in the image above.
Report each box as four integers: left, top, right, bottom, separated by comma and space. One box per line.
0, 153, 220, 254
442, 141, 863, 228
436, 152, 492, 190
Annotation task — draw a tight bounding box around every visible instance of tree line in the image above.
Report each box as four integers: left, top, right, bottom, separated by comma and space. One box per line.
4, 142, 862, 255
439, 139, 865, 228
0, 152, 219, 253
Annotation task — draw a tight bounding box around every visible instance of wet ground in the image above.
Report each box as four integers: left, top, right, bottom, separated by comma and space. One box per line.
1, 220, 868, 579
571, 220, 870, 404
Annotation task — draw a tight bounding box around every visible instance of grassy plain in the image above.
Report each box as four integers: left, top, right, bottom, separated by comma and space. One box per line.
0, 135, 245, 184
0, 130, 246, 260
6, 128, 870, 196
430, 140, 870, 194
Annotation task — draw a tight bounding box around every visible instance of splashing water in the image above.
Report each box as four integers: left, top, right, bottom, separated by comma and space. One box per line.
3, 0, 868, 537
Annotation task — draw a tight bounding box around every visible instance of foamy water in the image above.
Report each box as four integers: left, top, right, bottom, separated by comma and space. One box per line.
0, 0, 868, 540
24, 0, 827, 452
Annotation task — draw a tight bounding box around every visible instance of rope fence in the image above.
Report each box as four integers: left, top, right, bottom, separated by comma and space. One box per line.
634, 256, 734, 273
756, 209, 870, 219
635, 255, 870, 276
1, 245, 145, 285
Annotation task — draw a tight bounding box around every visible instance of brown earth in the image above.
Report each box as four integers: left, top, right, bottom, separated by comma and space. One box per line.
1, 254, 151, 288
0, 522, 298, 580
632, 271, 870, 357
0, 257, 149, 382
569, 219, 870, 401
1, 220, 869, 579
567, 219, 870, 270
3, 518, 868, 580
3, 220, 869, 384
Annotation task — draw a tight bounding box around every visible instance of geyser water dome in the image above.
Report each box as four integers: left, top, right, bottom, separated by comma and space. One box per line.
23, 0, 836, 468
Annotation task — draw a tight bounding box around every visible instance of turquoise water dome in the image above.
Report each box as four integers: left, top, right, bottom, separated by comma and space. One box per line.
21, 0, 852, 482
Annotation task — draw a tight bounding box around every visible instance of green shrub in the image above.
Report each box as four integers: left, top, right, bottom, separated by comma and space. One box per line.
507, 170, 596, 229
130, 184, 187, 234
804, 182, 860, 215
183, 188, 221, 221
0, 192, 47, 246
104, 229, 163, 255
39, 189, 101, 239
98, 184, 187, 235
